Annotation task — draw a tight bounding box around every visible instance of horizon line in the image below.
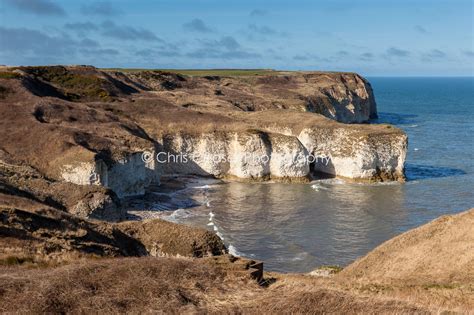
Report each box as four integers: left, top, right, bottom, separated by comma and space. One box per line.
2, 64, 473, 77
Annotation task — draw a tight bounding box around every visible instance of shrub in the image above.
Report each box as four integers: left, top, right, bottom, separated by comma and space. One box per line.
0, 71, 21, 79
0, 256, 35, 266
23, 66, 112, 101
0, 84, 10, 99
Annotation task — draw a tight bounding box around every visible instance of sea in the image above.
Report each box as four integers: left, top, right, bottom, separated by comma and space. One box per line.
152, 77, 474, 273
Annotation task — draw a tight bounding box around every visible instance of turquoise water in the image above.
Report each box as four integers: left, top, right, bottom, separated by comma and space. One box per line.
164, 77, 474, 273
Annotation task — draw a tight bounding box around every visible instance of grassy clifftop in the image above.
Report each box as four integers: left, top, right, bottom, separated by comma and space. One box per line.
102, 68, 278, 76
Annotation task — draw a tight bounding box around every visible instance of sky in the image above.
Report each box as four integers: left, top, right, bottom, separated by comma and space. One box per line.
0, 0, 473, 76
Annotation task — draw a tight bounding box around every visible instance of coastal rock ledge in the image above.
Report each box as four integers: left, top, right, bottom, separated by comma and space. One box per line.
0, 66, 407, 200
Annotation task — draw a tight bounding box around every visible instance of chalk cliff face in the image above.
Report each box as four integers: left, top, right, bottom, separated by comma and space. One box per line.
0, 66, 406, 209
298, 127, 407, 181
160, 131, 310, 180
61, 153, 160, 198
157, 127, 406, 182
0, 150, 125, 222
154, 108, 406, 182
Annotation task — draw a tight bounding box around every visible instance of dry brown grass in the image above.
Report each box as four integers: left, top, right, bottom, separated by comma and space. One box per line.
341, 208, 474, 285
0, 206, 470, 313
244, 272, 474, 314
0, 257, 438, 314
0, 256, 261, 313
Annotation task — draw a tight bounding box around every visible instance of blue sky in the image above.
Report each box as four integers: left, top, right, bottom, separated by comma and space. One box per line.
0, 0, 472, 76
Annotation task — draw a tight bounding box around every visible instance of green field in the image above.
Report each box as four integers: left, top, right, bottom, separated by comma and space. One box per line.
102, 68, 280, 76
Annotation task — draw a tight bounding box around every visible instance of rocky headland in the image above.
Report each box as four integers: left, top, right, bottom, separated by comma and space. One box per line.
0, 66, 406, 211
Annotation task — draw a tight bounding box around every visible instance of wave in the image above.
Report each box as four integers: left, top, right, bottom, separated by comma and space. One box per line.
161, 208, 193, 222
228, 244, 241, 256
192, 184, 211, 189
317, 178, 347, 185
291, 252, 307, 261
311, 177, 401, 187
310, 183, 330, 191
216, 231, 224, 240
227, 244, 255, 258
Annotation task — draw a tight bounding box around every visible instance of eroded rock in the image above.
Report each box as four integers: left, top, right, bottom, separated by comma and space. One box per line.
0, 206, 226, 261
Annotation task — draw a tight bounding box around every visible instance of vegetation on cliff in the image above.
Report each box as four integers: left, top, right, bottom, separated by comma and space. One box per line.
0, 208, 471, 313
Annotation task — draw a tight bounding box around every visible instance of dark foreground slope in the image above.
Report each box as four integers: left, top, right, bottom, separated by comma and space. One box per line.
0, 206, 225, 262
0, 208, 472, 313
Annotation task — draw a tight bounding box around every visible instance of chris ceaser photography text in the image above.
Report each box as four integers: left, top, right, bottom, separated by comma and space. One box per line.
141, 150, 332, 166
